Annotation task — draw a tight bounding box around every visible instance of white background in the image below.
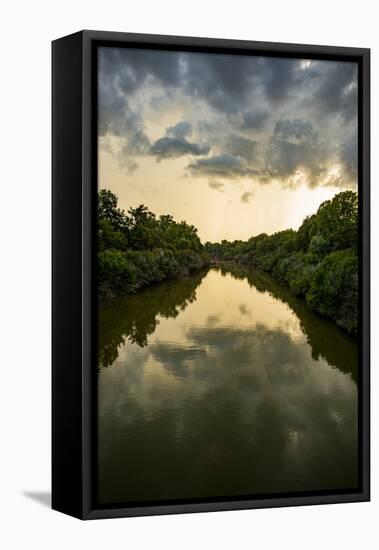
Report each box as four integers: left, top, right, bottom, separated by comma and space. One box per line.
0, 0, 377, 547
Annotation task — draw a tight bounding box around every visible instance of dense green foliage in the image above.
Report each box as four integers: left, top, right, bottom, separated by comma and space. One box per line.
98, 189, 209, 296
205, 191, 358, 335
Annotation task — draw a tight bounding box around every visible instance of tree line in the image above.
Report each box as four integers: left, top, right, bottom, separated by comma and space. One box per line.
205, 190, 358, 335
98, 189, 209, 297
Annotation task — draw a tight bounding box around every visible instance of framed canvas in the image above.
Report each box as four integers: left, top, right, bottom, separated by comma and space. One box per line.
52, 30, 370, 520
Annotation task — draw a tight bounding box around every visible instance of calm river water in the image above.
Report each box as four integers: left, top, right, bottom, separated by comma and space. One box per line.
97, 265, 358, 505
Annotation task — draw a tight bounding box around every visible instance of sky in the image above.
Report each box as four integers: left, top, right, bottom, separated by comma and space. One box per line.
98, 47, 358, 243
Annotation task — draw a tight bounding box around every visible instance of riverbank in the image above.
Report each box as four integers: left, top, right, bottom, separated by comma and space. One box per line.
99, 253, 210, 300
205, 191, 358, 336
97, 189, 210, 298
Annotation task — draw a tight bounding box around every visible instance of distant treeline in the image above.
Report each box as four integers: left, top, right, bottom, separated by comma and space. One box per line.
205, 191, 358, 336
98, 189, 209, 297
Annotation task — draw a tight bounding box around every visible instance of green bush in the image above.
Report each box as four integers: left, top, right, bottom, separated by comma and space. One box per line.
98, 249, 137, 294
97, 190, 209, 297
306, 249, 358, 334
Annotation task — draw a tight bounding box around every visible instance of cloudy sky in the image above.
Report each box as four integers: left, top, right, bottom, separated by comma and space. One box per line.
98, 46, 358, 242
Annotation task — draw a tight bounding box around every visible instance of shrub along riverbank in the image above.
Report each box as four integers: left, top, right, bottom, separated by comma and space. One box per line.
98, 190, 209, 297
205, 191, 358, 336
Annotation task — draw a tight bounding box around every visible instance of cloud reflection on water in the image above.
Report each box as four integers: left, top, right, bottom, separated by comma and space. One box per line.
98, 267, 358, 504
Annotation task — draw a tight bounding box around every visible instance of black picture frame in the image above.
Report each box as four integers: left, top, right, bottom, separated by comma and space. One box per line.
52, 30, 370, 520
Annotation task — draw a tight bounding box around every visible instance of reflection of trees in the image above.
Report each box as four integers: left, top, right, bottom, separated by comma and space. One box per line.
99, 263, 358, 382
214, 264, 358, 383
98, 269, 207, 369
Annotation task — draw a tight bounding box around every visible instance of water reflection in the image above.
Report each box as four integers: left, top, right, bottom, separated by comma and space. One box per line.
214, 264, 358, 383
98, 265, 358, 505
98, 269, 207, 368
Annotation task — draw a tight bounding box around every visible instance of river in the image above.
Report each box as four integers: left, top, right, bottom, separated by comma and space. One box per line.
97, 264, 358, 505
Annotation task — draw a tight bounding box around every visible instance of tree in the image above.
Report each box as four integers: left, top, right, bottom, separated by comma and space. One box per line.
98, 189, 209, 297
311, 190, 358, 252
98, 189, 126, 231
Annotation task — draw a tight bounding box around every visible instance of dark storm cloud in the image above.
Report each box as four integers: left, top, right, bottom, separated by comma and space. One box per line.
99, 46, 181, 96
307, 61, 358, 122
98, 46, 358, 187
180, 53, 258, 114
99, 48, 358, 123
273, 118, 318, 143
179, 55, 308, 115
150, 136, 210, 160
98, 74, 151, 165
224, 135, 259, 164
241, 109, 270, 130
267, 138, 322, 182
149, 120, 211, 160
189, 55, 297, 130
266, 118, 327, 186
260, 57, 301, 104
99, 48, 304, 117
166, 121, 193, 140
188, 154, 259, 179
